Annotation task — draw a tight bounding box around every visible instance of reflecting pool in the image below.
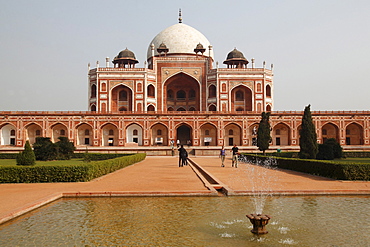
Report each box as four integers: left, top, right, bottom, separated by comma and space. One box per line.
0, 196, 369, 246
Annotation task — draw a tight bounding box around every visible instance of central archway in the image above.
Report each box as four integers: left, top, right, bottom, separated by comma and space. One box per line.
164, 73, 200, 111
176, 124, 192, 146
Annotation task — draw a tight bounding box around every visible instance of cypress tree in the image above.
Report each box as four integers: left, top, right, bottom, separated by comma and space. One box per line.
257, 112, 271, 155
299, 104, 318, 159
16, 140, 36, 166
56, 137, 76, 160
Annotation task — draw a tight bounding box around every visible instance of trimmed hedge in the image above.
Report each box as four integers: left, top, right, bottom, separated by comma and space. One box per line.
0, 153, 19, 159
241, 154, 370, 181
0, 153, 133, 160
0, 153, 146, 183
343, 152, 370, 158
72, 153, 131, 160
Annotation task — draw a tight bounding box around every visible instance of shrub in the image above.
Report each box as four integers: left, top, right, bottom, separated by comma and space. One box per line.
0, 153, 146, 183
55, 137, 76, 160
325, 138, 343, 158
241, 153, 370, 180
316, 143, 334, 160
316, 138, 342, 160
33, 137, 57, 161
16, 141, 36, 166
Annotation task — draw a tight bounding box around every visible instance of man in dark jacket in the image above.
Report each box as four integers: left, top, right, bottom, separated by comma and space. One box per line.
178, 145, 188, 167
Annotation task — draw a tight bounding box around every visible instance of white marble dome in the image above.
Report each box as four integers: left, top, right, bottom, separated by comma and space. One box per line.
147, 23, 214, 60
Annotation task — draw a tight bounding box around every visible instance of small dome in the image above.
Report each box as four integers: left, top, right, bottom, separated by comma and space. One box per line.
115, 48, 137, 60
223, 48, 249, 67
158, 42, 168, 50
226, 48, 246, 60
195, 43, 204, 50
113, 48, 138, 65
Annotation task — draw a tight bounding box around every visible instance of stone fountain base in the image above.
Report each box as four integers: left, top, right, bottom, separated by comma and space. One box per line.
246, 214, 271, 235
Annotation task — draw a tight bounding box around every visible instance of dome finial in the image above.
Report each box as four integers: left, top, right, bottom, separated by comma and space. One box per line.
178, 8, 182, 23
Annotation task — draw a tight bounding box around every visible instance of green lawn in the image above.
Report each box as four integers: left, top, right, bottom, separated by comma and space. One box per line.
334, 158, 370, 164
0, 159, 84, 167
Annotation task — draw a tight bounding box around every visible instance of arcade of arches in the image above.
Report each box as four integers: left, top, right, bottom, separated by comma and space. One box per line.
1, 117, 366, 148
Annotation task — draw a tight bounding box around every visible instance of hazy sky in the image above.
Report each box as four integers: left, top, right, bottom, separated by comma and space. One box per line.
1, 0, 370, 111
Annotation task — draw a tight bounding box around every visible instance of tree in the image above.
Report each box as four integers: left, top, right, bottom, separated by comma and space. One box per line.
316, 138, 342, 160
257, 112, 271, 155
33, 137, 57, 161
299, 104, 318, 159
55, 137, 75, 160
16, 140, 36, 166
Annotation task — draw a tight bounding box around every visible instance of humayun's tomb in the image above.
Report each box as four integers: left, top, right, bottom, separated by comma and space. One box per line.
1, 13, 369, 155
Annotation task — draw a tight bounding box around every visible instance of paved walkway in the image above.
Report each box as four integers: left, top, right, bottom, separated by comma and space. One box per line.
1, 156, 369, 224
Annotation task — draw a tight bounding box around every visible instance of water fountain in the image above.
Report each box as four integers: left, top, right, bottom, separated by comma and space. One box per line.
246, 213, 271, 234
237, 154, 277, 235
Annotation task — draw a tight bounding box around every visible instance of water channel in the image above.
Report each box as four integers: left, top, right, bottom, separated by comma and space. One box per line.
0, 196, 369, 246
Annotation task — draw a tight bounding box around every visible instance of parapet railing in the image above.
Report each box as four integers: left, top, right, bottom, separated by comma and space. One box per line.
0, 110, 369, 116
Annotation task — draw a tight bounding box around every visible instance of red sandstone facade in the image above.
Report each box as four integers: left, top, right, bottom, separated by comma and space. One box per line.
0, 111, 369, 152
1, 19, 369, 152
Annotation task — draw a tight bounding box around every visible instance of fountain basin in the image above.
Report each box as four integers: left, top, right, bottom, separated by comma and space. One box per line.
0, 196, 369, 246
246, 213, 271, 234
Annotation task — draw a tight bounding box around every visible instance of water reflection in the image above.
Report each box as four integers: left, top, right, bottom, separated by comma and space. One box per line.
0, 196, 369, 246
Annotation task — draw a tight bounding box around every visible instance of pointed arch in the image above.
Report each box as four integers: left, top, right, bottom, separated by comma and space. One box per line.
200, 123, 217, 146
345, 122, 363, 145
147, 84, 155, 98
147, 105, 155, 111
50, 123, 68, 143
25, 123, 42, 144
272, 122, 291, 146
321, 122, 339, 143
163, 72, 201, 112
91, 84, 97, 98
151, 123, 169, 146
0, 123, 16, 146
208, 104, 216, 111
101, 123, 119, 146
266, 84, 271, 98
111, 84, 133, 112
175, 123, 193, 146
230, 85, 252, 111
76, 123, 93, 146
224, 123, 242, 146
249, 123, 259, 146
126, 123, 143, 146
208, 84, 216, 98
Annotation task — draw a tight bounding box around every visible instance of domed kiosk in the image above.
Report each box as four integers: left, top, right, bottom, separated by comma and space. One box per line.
113, 48, 139, 68
224, 48, 249, 68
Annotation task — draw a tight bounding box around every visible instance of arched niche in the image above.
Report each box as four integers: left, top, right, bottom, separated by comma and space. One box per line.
164, 72, 200, 111
101, 123, 119, 146
200, 123, 217, 146
126, 124, 143, 146
151, 123, 168, 146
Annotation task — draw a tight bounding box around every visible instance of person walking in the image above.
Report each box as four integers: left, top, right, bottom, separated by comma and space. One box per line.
219, 145, 226, 167
178, 145, 188, 167
231, 144, 239, 168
